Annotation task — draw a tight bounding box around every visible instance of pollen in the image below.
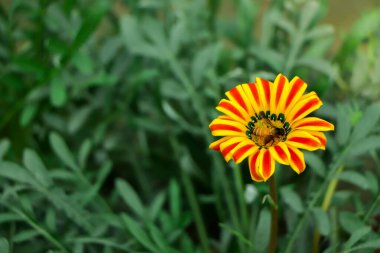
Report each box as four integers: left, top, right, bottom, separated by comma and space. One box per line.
246, 111, 289, 149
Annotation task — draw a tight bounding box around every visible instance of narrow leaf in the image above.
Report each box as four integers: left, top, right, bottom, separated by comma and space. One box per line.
23, 149, 52, 188
116, 179, 145, 217
122, 214, 157, 252
312, 207, 330, 236
49, 132, 79, 171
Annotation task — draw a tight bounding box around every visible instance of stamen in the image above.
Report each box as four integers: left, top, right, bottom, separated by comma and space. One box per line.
278, 113, 285, 123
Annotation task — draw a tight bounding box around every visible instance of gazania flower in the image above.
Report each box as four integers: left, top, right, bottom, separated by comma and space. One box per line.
209, 74, 334, 182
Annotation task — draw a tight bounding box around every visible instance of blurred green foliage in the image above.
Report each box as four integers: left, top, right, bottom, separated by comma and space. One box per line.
1, 0, 380, 253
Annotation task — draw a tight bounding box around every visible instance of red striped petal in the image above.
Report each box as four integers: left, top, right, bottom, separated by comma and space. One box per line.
309, 131, 327, 150
287, 94, 323, 123
242, 83, 260, 114
269, 142, 290, 165
248, 83, 261, 107
216, 99, 250, 124
226, 85, 254, 115
219, 137, 246, 161
284, 76, 307, 112
287, 130, 321, 151
256, 77, 271, 111
292, 117, 334, 131
209, 137, 230, 151
232, 140, 258, 164
209, 118, 246, 136
249, 151, 263, 182
257, 149, 275, 181
287, 146, 306, 174
271, 74, 287, 114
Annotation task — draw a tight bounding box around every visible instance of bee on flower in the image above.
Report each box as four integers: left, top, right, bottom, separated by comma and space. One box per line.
209, 74, 334, 182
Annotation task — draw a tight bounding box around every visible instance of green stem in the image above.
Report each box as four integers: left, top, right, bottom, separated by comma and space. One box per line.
312, 166, 344, 253
233, 165, 250, 251
181, 171, 212, 253
268, 177, 278, 253
233, 164, 249, 231
364, 191, 380, 222
2, 203, 71, 253
282, 145, 351, 253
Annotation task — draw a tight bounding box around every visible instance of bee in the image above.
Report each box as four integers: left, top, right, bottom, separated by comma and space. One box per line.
249, 111, 286, 147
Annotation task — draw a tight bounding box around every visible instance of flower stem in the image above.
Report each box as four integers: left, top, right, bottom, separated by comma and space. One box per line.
268, 177, 278, 253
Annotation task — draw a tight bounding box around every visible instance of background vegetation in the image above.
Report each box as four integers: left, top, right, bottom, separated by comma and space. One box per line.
1, 0, 380, 252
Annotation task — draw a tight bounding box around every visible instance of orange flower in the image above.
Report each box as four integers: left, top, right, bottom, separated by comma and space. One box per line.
209, 74, 334, 182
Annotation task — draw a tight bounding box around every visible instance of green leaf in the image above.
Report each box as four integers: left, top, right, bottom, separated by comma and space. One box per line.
191, 44, 220, 86
148, 223, 170, 253
339, 171, 369, 190
71, 237, 131, 251
120, 16, 165, 60
71, 1, 109, 53
116, 179, 145, 218
20, 103, 39, 126
50, 77, 67, 107
311, 207, 330, 236
23, 149, 52, 188
161, 79, 189, 100
349, 135, 380, 157
81, 161, 112, 206
344, 239, 380, 253
254, 208, 270, 252
295, 57, 336, 78
78, 139, 92, 169
343, 226, 371, 249
336, 103, 351, 145
219, 223, 253, 247
364, 171, 378, 195
299, 1, 319, 31
71, 50, 94, 74
169, 179, 180, 222
13, 229, 40, 242
304, 152, 326, 177
337, 9, 380, 61
121, 214, 157, 252
68, 107, 92, 134
304, 37, 334, 58
0, 213, 22, 224
49, 132, 79, 171
0, 139, 10, 160
0, 238, 9, 253
0, 161, 36, 186
250, 47, 284, 72
149, 191, 166, 222
45, 208, 56, 232
339, 211, 365, 234
351, 102, 380, 142
280, 187, 304, 213
305, 25, 334, 41
12, 56, 45, 78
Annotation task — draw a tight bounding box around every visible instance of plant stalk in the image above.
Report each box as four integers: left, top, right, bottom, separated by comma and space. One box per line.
268, 177, 278, 253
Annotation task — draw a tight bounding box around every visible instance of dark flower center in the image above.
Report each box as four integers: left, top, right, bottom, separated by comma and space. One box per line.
245, 111, 291, 148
